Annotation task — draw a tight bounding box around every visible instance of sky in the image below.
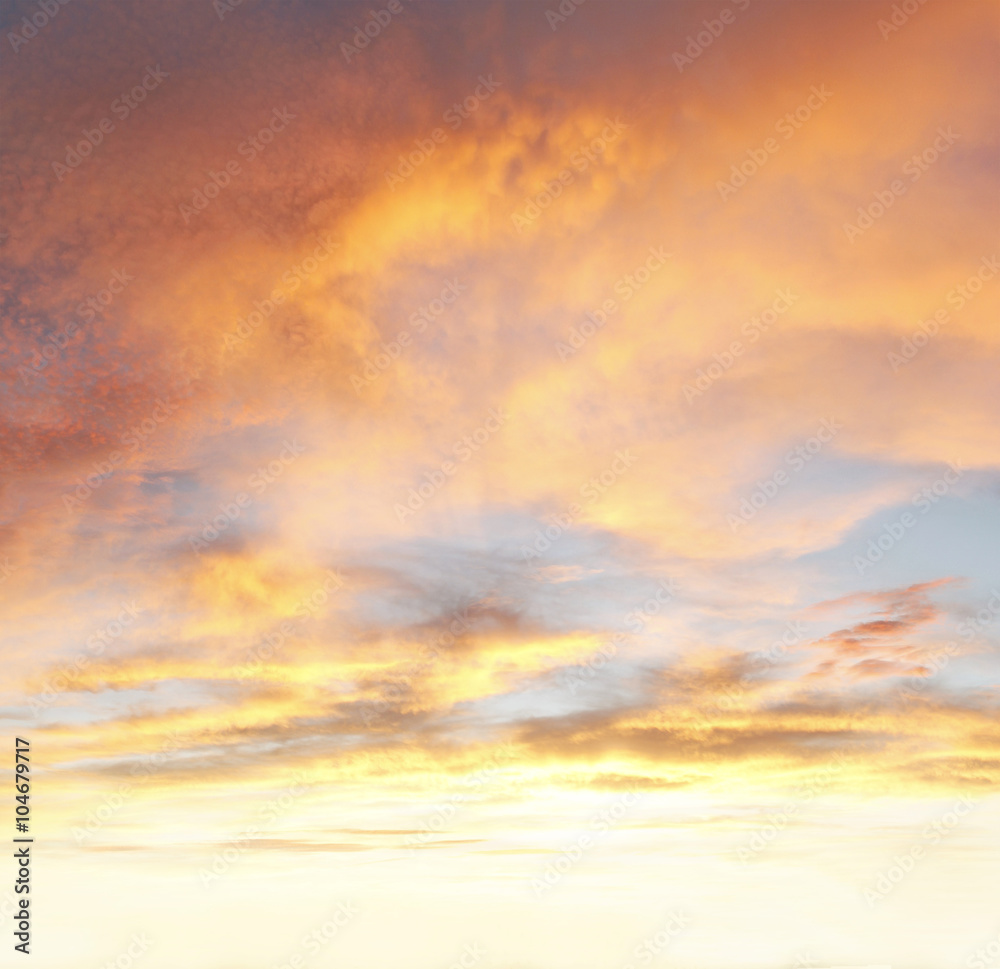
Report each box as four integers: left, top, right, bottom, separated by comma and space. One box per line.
1, 1, 999, 967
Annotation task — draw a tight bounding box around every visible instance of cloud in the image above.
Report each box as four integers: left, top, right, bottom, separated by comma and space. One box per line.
1, 5, 998, 963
